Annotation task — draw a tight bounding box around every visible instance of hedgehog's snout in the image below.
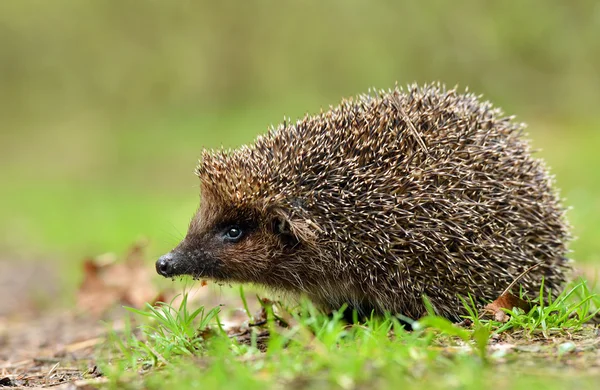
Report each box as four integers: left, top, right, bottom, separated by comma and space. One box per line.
156, 252, 178, 277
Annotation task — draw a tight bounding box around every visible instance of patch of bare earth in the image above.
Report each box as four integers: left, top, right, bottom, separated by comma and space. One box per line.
0, 310, 109, 389
0, 243, 236, 389
0, 255, 110, 389
1, 247, 599, 388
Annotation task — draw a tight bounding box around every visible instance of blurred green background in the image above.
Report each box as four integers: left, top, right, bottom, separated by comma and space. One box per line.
1, 0, 599, 294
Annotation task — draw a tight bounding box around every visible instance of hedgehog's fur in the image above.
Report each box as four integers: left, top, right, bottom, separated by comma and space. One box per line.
156, 83, 571, 320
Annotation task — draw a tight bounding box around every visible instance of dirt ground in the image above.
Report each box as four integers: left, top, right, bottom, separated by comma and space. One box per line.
0, 311, 107, 388
0, 257, 106, 388
0, 249, 250, 389
1, 255, 599, 389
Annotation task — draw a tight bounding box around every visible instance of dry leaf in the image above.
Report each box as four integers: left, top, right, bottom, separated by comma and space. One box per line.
76, 241, 166, 316
483, 292, 531, 322
482, 263, 539, 322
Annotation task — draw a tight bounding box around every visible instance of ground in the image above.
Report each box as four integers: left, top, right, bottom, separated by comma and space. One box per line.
1, 251, 599, 389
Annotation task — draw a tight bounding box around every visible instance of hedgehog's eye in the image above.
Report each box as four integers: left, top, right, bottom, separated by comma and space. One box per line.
223, 226, 244, 243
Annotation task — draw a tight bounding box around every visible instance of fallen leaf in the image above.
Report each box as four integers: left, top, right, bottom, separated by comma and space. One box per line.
482, 263, 539, 322
483, 292, 531, 322
76, 240, 167, 316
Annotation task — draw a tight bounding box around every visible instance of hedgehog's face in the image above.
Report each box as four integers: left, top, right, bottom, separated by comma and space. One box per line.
155, 190, 302, 286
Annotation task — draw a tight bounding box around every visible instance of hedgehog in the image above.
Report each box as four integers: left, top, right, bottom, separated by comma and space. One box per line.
156, 83, 571, 321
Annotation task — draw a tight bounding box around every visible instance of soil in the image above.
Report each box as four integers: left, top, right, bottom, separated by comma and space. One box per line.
1, 256, 599, 389
0, 258, 108, 389
0, 250, 251, 389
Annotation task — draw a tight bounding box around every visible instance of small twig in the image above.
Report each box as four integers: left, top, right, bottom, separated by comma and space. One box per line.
46, 361, 60, 379
248, 320, 267, 327
501, 263, 542, 296
54, 367, 82, 372
391, 94, 429, 153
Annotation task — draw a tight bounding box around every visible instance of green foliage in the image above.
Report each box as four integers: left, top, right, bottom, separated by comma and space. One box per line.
101, 282, 600, 389
493, 279, 600, 335
122, 294, 221, 366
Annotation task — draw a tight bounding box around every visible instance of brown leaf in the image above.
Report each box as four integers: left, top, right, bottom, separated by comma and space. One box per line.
483, 292, 532, 322
481, 263, 539, 322
76, 240, 167, 316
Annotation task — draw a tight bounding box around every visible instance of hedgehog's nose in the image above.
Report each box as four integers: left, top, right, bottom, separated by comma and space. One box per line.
156, 253, 175, 277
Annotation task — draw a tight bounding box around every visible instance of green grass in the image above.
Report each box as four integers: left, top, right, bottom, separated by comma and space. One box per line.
99, 280, 600, 389
487, 280, 599, 335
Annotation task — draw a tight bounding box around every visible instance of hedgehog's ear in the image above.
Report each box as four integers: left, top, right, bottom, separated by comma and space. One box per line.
273, 215, 292, 236
271, 213, 297, 247
270, 209, 317, 247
